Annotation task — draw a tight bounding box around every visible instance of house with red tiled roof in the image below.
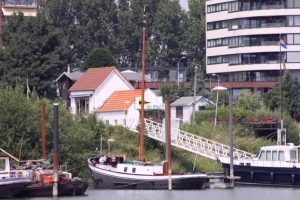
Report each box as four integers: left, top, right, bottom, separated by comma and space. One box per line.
96, 88, 163, 129
68, 67, 134, 114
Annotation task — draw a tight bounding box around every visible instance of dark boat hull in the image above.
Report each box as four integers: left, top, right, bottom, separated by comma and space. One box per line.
16, 180, 88, 197
89, 167, 208, 189
222, 163, 300, 186
0, 179, 31, 198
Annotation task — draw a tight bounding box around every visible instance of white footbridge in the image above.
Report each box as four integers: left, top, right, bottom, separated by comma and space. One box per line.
130, 119, 255, 161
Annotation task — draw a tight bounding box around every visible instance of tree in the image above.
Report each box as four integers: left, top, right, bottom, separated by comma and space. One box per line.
0, 13, 69, 98
84, 48, 117, 69
41, 0, 119, 65
151, 0, 186, 72
264, 72, 300, 120
236, 92, 261, 111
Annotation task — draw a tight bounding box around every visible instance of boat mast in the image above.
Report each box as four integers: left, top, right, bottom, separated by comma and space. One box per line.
139, 6, 147, 161
278, 34, 286, 145
41, 101, 47, 159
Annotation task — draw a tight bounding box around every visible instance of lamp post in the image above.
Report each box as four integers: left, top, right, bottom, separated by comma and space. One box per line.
212, 86, 234, 187
192, 65, 198, 125
212, 74, 220, 127
108, 139, 114, 155
177, 56, 186, 90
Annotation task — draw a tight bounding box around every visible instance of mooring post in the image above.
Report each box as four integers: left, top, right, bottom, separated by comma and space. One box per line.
53, 103, 59, 196
166, 96, 172, 191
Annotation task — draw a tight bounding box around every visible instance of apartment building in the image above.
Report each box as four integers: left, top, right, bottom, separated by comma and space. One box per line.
206, 0, 300, 96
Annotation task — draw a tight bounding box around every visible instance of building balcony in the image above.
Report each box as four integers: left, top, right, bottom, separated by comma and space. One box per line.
2, 0, 38, 8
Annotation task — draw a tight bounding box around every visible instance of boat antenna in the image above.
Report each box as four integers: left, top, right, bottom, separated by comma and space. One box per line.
139, 5, 148, 162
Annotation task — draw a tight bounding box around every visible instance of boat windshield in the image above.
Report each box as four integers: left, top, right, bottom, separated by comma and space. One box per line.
290, 150, 297, 161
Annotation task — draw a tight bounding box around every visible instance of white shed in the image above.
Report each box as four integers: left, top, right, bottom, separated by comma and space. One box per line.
171, 96, 214, 124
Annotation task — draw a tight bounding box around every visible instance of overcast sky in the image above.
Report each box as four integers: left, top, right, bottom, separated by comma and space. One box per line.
180, 0, 189, 10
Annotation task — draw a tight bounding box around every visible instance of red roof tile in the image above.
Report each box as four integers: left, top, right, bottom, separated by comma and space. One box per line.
69, 67, 118, 91
96, 90, 142, 112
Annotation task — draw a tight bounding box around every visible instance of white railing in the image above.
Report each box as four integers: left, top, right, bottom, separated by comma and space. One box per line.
143, 118, 255, 161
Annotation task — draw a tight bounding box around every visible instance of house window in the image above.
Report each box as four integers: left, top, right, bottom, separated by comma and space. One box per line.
105, 120, 109, 125
176, 106, 183, 119
114, 120, 118, 125
124, 167, 127, 172
0, 159, 5, 171
75, 97, 89, 114
132, 168, 136, 173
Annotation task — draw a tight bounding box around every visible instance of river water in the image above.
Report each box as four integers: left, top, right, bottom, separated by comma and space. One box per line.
13, 186, 300, 200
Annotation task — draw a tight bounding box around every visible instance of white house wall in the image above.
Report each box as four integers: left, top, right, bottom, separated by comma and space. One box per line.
91, 72, 133, 113
96, 104, 139, 130
69, 71, 133, 114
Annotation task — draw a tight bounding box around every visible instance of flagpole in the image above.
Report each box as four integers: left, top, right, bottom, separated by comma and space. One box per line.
279, 34, 284, 145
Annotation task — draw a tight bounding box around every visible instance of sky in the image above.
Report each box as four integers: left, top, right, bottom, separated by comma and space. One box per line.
180, 0, 189, 10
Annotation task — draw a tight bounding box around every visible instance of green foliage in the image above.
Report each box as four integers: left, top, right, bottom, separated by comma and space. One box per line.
84, 48, 117, 69
151, 0, 186, 69
0, 13, 69, 98
159, 84, 190, 102
236, 92, 261, 111
264, 72, 300, 120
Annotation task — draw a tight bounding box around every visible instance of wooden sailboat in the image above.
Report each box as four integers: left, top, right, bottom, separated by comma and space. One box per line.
87, 6, 208, 190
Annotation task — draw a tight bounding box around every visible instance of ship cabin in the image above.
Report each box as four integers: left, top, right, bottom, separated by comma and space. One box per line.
256, 144, 300, 167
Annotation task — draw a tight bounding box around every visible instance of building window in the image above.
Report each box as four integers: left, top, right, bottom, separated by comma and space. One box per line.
114, 120, 118, 125
3, 0, 37, 6
132, 168, 136, 173
0, 159, 5, 171
124, 167, 127, 172
75, 97, 89, 114
176, 107, 183, 119
123, 119, 126, 126
105, 120, 109, 125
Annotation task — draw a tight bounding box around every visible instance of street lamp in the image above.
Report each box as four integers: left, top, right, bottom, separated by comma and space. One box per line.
212, 86, 234, 186
108, 139, 114, 155
177, 56, 186, 89
212, 74, 220, 127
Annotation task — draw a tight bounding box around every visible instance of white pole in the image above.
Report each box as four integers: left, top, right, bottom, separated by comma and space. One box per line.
213, 74, 219, 127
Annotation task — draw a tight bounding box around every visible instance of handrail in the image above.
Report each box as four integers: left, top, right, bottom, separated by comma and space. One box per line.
143, 118, 255, 161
